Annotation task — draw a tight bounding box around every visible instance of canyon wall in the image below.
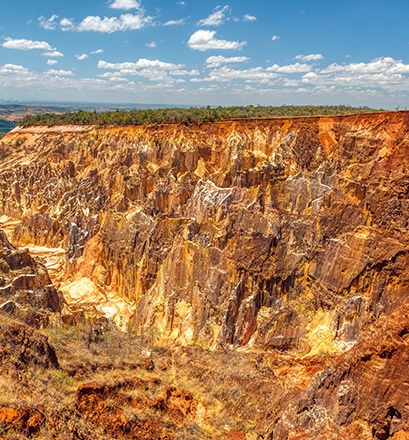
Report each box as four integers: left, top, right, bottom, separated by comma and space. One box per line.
0, 113, 408, 357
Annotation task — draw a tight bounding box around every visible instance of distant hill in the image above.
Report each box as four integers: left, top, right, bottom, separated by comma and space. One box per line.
0, 104, 73, 137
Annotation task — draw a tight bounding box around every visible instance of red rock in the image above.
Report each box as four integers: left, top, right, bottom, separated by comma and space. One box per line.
0, 405, 45, 435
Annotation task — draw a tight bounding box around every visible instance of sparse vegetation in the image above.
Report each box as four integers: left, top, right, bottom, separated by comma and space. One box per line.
19, 105, 381, 128
0, 314, 288, 439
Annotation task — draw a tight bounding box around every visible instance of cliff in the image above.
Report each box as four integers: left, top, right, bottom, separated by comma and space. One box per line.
1, 111, 409, 438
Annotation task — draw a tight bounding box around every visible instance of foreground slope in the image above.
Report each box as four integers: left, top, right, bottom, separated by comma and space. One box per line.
0, 111, 409, 438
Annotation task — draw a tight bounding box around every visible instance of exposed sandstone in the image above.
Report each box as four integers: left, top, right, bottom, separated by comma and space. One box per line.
0, 228, 63, 327
1, 112, 409, 437
267, 299, 409, 439
1, 112, 409, 353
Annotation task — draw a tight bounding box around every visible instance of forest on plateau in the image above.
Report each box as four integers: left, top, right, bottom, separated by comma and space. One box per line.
20, 104, 379, 127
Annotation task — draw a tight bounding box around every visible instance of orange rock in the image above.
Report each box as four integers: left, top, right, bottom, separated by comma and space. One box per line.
0, 405, 45, 435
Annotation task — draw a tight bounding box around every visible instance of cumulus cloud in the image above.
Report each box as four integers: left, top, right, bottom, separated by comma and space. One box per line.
300, 57, 409, 93
0, 64, 30, 74
60, 18, 75, 31
205, 55, 249, 67
187, 30, 246, 51
46, 69, 74, 76
267, 62, 312, 73
191, 66, 279, 83
39, 15, 59, 30
272, 35, 280, 41
0, 63, 143, 99
4, 56, 409, 105
322, 56, 409, 74
47, 60, 58, 65
39, 15, 75, 31
76, 54, 89, 60
97, 58, 200, 85
170, 69, 200, 76
146, 41, 157, 48
98, 58, 184, 70
243, 14, 256, 22
90, 49, 104, 54
109, 0, 141, 10
42, 50, 64, 57
77, 13, 151, 32
2, 38, 54, 51
197, 5, 229, 26
295, 53, 323, 62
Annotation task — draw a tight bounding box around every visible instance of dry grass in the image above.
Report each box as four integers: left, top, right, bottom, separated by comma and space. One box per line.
0, 315, 294, 439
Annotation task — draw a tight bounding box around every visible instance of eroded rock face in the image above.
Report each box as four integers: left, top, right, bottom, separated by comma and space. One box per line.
0, 113, 409, 354
267, 300, 409, 439
1, 113, 409, 438
0, 228, 63, 327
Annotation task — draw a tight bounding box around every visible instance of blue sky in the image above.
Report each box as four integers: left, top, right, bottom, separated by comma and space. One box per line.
1, 0, 409, 107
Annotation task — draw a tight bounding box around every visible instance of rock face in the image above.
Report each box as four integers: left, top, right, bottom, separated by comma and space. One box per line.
1, 112, 409, 437
0, 228, 63, 327
268, 300, 409, 439
1, 113, 409, 353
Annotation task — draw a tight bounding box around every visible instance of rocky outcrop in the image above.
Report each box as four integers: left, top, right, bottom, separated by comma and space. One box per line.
0, 320, 59, 370
1, 113, 409, 353
75, 379, 196, 439
0, 405, 46, 437
0, 228, 63, 327
267, 299, 409, 439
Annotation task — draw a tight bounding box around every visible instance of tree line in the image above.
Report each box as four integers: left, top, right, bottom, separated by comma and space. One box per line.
20, 105, 380, 127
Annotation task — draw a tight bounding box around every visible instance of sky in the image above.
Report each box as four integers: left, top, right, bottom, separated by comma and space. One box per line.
1, 0, 409, 108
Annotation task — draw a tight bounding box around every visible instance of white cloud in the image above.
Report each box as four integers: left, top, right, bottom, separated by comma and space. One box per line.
272, 35, 280, 41
205, 55, 249, 67
192, 66, 279, 83
39, 15, 59, 30
60, 18, 75, 31
2, 38, 54, 51
197, 5, 229, 26
295, 54, 323, 62
300, 57, 409, 93
76, 54, 89, 60
170, 69, 199, 76
109, 0, 141, 10
42, 50, 64, 57
322, 56, 409, 74
97, 58, 199, 85
243, 14, 256, 22
46, 69, 74, 76
267, 62, 312, 73
3, 56, 409, 106
146, 41, 157, 48
91, 49, 104, 54
98, 58, 184, 71
1, 64, 27, 72
47, 59, 58, 65
187, 30, 246, 51
164, 18, 185, 26
77, 13, 151, 32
